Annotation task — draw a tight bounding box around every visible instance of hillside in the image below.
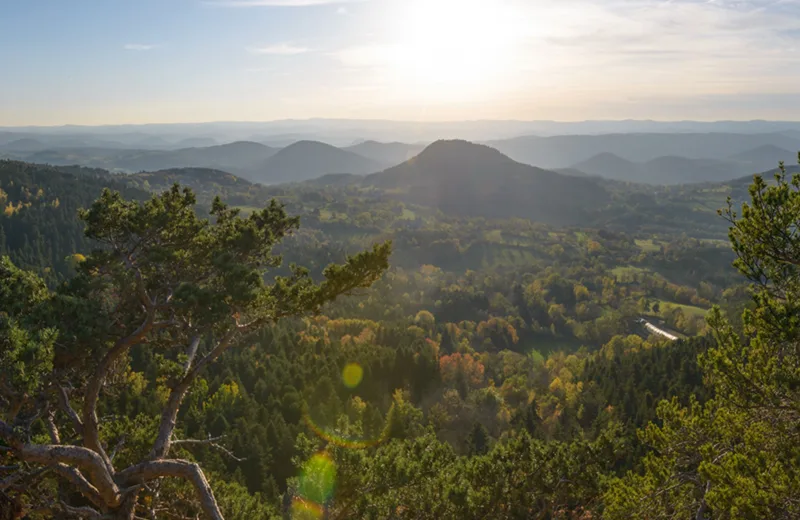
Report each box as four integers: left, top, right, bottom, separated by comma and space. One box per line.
16, 141, 278, 175
729, 144, 796, 171
131, 167, 251, 189
1, 138, 46, 152
252, 140, 383, 184
574, 152, 753, 184
364, 140, 610, 226
643, 156, 749, 184
344, 141, 427, 167
0, 161, 147, 282
174, 137, 218, 148
573, 153, 640, 181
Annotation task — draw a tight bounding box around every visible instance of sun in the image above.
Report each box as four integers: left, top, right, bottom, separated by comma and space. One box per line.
387, 0, 524, 98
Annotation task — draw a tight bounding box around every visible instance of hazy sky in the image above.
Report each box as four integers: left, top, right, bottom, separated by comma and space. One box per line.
2, 0, 800, 125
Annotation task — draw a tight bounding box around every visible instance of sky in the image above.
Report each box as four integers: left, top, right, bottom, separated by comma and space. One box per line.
1, 0, 800, 125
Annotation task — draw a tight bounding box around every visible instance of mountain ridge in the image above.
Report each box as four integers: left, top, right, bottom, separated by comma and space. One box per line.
364, 139, 610, 226
251, 140, 383, 184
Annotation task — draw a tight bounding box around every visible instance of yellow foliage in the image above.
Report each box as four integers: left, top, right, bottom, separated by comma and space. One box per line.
349, 396, 367, 414
406, 325, 426, 339
155, 385, 170, 406
414, 310, 436, 327
587, 240, 603, 253
127, 371, 148, 396
204, 382, 241, 411
352, 327, 375, 345
419, 264, 441, 276
573, 283, 590, 301
558, 367, 574, 384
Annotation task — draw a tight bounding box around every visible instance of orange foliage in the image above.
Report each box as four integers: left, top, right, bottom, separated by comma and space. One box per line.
439, 353, 485, 388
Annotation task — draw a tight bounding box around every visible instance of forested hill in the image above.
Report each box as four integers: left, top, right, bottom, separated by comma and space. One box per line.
364, 140, 611, 226
0, 157, 740, 287
132, 167, 251, 188
0, 160, 147, 283
251, 140, 383, 184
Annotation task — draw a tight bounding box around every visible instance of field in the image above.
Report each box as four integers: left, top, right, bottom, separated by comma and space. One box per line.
634, 239, 662, 252
656, 299, 709, 319
611, 265, 649, 278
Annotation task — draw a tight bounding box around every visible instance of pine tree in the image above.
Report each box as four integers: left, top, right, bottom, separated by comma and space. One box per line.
467, 422, 490, 456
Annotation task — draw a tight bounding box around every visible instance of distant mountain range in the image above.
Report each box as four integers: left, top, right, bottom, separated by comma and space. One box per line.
572, 153, 748, 185
570, 144, 799, 184
3, 119, 800, 146
8, 140, 788, 256
489, 133, 800, 171
728, 144, 797, 168
2, 130, 798, 187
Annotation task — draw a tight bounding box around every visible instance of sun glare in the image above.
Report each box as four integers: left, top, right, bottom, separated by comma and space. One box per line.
388, 0, 523, 98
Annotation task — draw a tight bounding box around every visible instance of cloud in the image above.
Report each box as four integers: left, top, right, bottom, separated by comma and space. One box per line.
248, 44, 310, 55
207, 0, 365, 6
332, 45, 398, 68
123, 44, 157, 51
337, 6, 348, 14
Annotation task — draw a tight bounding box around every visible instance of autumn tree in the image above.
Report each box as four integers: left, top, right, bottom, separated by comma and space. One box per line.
0, 186, 390, 519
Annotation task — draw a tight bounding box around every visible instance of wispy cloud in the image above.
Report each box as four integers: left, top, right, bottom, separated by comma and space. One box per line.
123, 43, 157, 51
248, 43, 310, 55
207, 0, 366, 6
332, 45, 397, 68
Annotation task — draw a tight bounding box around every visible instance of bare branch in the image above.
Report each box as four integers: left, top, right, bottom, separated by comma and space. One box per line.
125, 256, 156, 311
59, 501, 103, 519
51, 464, 106, 510
7, 435, 124, 508
45, 412, 61, 444
116, 459, 224, 520
150, 330, 238, 460
172, 436, 246, 463
56, 385, 84, 436
80, 252, 166, 474
0, 467, 50, 491
82, 314, 155, 474
109, 435, 128, 464
183, 336, 201, 374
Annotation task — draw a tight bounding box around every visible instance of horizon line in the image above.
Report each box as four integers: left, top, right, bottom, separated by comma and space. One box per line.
3, 118, 800, 130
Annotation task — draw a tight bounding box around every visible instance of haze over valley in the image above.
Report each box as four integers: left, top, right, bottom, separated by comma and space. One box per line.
3, 120, 799, 186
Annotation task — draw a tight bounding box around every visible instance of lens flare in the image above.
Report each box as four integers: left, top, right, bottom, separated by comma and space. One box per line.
297, 453, 336, 506
303, 413, 387, 450
342, 363, 364, 389
291, 497, 324, 519
303, 364, 389, 449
